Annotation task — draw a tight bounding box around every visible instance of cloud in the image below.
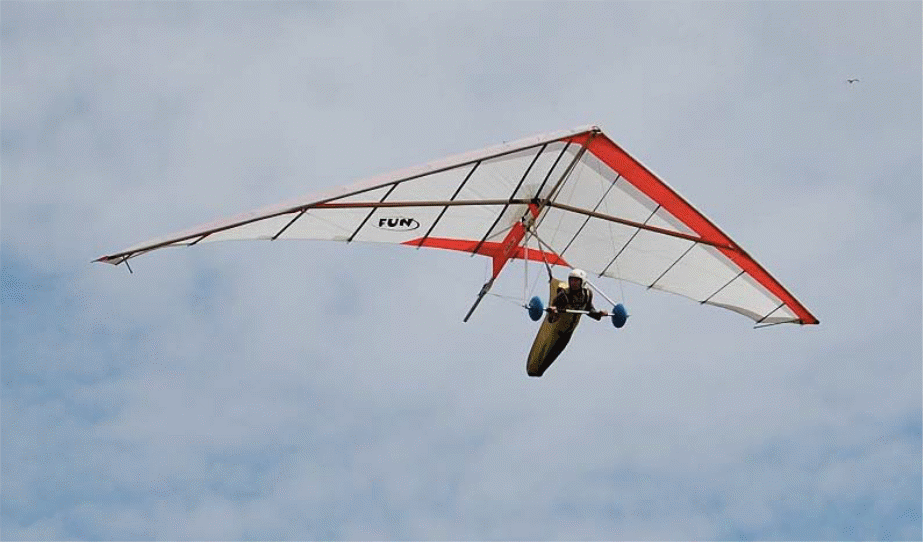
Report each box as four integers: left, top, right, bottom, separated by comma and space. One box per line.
3, 2, 920, 540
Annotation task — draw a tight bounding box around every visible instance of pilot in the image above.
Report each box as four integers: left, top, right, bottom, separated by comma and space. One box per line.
527, 268, 607, 377
548, 268, 606, 324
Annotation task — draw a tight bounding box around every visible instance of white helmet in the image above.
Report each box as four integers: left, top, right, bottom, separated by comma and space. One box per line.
568, 268, 587, 284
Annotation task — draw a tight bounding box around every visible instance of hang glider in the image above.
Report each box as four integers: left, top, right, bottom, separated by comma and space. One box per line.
97, 125, 817, 327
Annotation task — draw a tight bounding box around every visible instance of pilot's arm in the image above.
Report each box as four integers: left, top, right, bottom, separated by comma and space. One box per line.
548, 288, 568, 321
586, 290, 605, 321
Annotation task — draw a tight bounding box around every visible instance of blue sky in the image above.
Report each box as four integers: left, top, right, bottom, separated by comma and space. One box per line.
2, 2, 921, 540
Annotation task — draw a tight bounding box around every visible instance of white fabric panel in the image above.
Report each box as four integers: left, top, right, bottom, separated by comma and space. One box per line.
708, 300, 797, 323
550, 159, 611, 212
706, 273, 781, 321
606, 229, 696, 286
535, 146, 582, 201
648, 206, 695, 235
349, 148, 547, 245
332, 185, 395, 204
120, 227, 213, 253
230, 187, 398, 243
457, 148, 542, 201
349, 205, 447, 244
555, 217, 639, 274
538, 202, 594, 251
649, 244, 742, 302
517, 141, 570, 199
340, 163, 487, 243
274, 208, 370, 242
425, 203, 509, 243
202, 213, 299, 243
765, 305, 799, 324
596, 179, 660, 226
384, 165, 472, 202
706, 301, 763, 321
579, 149, 621, 187
558, 151, 629, 219
346, 164, 478, 243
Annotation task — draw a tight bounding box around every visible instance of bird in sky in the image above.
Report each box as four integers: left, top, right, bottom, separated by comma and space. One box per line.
846, 78, 860, 84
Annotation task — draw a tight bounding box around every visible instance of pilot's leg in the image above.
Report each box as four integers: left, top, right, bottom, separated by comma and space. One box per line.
527, 330, 573, 377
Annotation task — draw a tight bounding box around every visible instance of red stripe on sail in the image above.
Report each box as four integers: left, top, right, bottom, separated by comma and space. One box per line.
402, 237, 568, 268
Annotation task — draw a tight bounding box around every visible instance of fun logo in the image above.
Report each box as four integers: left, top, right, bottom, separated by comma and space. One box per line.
376, 217, 420, 231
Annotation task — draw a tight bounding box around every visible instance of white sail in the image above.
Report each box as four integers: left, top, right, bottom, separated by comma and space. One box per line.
97, 125, 817, 326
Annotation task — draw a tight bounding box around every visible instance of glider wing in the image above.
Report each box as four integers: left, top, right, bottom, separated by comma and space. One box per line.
97, 125, 817, 326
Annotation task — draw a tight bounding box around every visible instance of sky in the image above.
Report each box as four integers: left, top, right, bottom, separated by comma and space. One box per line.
1, 1, 921, 540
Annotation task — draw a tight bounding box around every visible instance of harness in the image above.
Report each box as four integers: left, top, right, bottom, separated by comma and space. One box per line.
551, 285, 593, 334
557, 286, 592, 310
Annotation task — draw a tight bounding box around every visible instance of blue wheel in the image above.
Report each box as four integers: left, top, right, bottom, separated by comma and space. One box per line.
527, 296, 544, 321
611, 304, 628, 328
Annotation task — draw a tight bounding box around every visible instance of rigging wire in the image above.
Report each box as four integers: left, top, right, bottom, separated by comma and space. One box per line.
487, 291, 529, 307
599, 178, 628, 306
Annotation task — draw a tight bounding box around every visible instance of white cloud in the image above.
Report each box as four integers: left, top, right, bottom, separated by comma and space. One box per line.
3, 2, 920, 540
